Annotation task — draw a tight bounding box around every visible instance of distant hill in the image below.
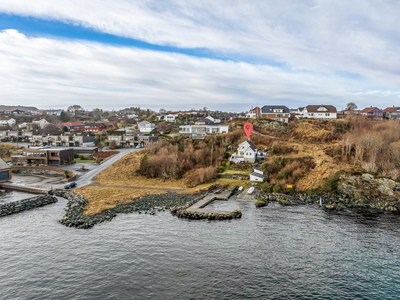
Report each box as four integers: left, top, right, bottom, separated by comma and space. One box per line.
0, 105, 38, 111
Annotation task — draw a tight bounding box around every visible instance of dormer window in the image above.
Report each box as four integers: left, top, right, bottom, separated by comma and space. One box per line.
317, 107, 327, 111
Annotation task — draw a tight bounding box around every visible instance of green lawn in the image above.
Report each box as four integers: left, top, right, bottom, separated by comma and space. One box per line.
74, 159, 95, 163
222, 169, 252, 175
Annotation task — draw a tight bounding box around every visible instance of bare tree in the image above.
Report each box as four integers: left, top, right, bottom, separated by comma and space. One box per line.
67, 105, 84, 117
346, 102, 357, 112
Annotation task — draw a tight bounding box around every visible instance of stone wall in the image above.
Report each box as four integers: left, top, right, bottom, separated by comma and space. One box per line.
0, 195, 58, 217
11, 166, 76, 182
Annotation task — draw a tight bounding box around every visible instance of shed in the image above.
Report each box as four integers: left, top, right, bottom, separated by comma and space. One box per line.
0, 158, 11, 181
250, 168, 265, 182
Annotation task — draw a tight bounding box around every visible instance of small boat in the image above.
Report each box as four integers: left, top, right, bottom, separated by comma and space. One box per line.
238, 186, 243, 192
247, 187, 255, 194
0, 190, 5, 193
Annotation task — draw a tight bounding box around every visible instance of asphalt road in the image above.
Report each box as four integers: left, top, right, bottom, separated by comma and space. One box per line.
71, 148, 140, 188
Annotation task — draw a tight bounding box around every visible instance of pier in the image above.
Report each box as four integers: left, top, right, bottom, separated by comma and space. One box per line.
172, 188, 242, 220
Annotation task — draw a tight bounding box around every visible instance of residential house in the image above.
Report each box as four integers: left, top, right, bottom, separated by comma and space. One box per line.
299, 105, 337, 119
383, 106, 400, 120
0, 130, 31, 142
250, 168, 265, 182
0, 158, 11, 180
18, 122, 38, 131
4, 109, 25, 115
261, 106, 290, 122
179, 124, 229, 139
12, 147, 74, 166
138, 121, 156, 133
61, 122, 85, 132
246, 107, 262, 118
43, 109, 63, 116
0, 117, 16, 128
84, 122, 108, 131
230, 140, 258, 164
360, 107, 384, 121
33, 118, 50, 129
30, 134, 95, 147
107, 134, 158, 147
165, 114, 176, 122
205, 115, 221, 124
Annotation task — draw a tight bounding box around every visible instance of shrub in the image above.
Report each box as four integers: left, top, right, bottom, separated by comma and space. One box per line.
224, 152, 230, 159
272, 184, 281, 193
221, 161, 226, 167
184, 166, 216, 187
74, 153, 79, 158
322, 172, 342, 193
218, 166, 225, 173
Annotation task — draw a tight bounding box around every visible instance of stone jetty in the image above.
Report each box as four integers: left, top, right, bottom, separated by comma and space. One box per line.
170, 188, 242, 220
0, 195, 58, 217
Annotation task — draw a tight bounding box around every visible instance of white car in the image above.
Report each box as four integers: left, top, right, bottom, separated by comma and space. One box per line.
136, 145, 142, 149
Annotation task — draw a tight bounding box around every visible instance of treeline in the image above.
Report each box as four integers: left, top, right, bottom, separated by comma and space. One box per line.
342, 116, 400, 178
138, 130, 244, 186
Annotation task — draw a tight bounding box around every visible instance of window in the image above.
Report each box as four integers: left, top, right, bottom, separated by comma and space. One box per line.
325, 113, 330, 116
276, 114, 281, 117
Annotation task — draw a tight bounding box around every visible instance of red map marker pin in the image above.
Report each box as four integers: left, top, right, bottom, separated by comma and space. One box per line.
244, 122, 253, 138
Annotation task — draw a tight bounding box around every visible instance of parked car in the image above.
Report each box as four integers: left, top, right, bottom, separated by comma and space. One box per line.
136, 145, 143, 149
64, 181, 77, 189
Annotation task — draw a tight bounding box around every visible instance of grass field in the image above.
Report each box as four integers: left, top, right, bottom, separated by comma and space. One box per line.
74, 159, 95, 163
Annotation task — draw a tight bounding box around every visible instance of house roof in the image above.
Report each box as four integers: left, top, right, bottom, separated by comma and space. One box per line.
306, 105, 337, 113
383, 106, 399, 113
62, 122, 84, 127
240, 139, 257, 151
84, 123, 105, 126
250, 172, 265, 179
0, 158, 10, 170
360, 107, 383, 113
261, 105, 290, 113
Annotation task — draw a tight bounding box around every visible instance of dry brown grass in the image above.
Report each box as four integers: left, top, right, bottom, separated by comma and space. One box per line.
0, 143, 17, 161
75, 186, 166, 216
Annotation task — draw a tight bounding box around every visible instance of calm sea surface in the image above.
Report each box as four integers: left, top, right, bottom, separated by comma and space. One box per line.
1, 192, 400, 300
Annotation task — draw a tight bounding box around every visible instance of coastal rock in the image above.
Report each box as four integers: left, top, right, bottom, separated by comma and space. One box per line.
361, 173, 374, 183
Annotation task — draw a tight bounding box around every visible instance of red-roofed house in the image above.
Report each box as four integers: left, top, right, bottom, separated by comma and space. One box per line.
360, 107, 384, 121
383, 106, 400, 120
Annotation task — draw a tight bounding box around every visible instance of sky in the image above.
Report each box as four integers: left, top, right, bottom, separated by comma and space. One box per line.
0, 1, 399, 112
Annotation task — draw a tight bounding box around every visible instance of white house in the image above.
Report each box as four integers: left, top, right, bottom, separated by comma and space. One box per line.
138, 121, 156, 133
298, 105, 337, 119
179, 124, 229, 138
33, 118, 50, 129
206, 115, 221, 124
0, 118, 16, 128
250, 168, 265, 182
230, 140, 257, 164
165, 114, 176, 122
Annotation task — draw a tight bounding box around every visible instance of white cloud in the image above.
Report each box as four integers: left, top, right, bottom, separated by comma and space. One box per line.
1, 0, 400, 84
0, 29, 398, 111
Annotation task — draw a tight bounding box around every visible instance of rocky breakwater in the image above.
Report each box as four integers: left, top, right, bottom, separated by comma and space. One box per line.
0, 195, 58, 217
257, 173, 400, 213
55, 190, 200, 229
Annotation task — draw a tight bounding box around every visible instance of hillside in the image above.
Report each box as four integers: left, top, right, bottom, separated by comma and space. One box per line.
0, 105, 38, 111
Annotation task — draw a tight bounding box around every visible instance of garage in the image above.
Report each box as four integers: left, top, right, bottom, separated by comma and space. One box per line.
0, 158, 11, 181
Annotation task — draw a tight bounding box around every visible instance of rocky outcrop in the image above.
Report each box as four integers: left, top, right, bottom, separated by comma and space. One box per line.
0, 195, 58, 217
173, 209, 242, 220
55, 190, 200, 229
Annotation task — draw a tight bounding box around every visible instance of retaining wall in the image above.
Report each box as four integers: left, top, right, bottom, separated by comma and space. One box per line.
0, 195, 58, 217
11, 166, 76, 182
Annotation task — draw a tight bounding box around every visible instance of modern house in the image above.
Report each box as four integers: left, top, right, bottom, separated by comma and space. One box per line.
246, 107, 262, 118
360, 107, 384, 121
0, 118, 16, 128
261, 106, 290, 122
383, 106, 400, 120
299, 105, 337, 119
30, 134, 95, 147
230, 140, 258, 164
107, 134, 158, 147
0, 158, 11, 181
165, 114, 176, 122
179, 124, 229, 139
12, 147, 74, 166
250, 168, 265, 182
138, 121, 156, 133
